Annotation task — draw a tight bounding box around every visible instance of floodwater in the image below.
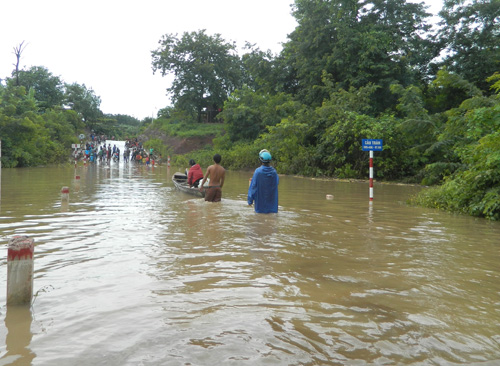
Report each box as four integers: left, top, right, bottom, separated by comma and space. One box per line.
0, 145, 499, 366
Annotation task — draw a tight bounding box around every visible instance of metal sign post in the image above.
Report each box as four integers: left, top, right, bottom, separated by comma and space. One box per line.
362, 139, 383, 201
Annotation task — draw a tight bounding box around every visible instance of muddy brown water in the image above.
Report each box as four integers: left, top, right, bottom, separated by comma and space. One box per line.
0, 154, 499, 365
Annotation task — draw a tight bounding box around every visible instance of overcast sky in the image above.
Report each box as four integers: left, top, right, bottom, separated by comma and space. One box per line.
0, 0, 441, 120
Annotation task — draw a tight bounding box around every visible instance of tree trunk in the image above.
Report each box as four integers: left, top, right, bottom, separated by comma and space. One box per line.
13, 41, 27, 87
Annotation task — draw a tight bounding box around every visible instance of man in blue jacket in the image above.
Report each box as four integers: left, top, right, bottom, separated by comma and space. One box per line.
248, 149, 279, 213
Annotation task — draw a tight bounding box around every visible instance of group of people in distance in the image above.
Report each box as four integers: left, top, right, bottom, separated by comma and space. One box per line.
79, 138, 159, 166
186, 149, 279, 213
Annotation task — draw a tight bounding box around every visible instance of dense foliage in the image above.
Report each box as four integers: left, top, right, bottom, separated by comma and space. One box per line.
151, 30, 242, 123
151, 0, 499, 219
0, 66, 143, 167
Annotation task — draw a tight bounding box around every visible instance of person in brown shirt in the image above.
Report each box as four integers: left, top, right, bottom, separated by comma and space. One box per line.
199, 154, 225, 202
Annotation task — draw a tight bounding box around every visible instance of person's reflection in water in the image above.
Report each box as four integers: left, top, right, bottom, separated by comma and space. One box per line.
247, 214, 283, 261
185, 200, 206, 237
245, 213, 281, 283
1, 306, 36, 365
246, 213, 279, 243
60, 199, 69, 213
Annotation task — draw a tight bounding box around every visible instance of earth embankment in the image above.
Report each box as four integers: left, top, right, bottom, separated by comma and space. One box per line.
138, 128, 215, 155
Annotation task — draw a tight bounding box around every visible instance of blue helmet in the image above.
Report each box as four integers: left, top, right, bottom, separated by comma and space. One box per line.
259, 150, 272, 162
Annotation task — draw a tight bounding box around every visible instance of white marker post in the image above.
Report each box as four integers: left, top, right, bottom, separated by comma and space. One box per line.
72, 144, 80, 168
362, 139, 383, 201
7, 236, 34, 306
61, 186, 70, 201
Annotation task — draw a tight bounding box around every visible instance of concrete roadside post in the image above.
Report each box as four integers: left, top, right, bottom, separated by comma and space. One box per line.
61, 186, 70, 201
7, 236, 34, 306
72, 143, 79, 168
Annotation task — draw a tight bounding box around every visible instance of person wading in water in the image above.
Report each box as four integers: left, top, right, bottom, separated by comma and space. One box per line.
199, 154, 225, 202
247, 149, 279, 213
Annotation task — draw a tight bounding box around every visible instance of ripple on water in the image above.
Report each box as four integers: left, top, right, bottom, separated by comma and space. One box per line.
1, 169, 500, 365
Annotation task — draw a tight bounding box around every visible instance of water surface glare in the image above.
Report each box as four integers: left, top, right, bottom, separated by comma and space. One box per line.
0, 162, 499, 365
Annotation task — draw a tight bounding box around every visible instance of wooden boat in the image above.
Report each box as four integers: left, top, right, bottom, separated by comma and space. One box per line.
172, 172, 207, 198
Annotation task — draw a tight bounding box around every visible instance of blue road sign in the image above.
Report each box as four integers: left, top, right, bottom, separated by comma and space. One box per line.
362, 139, 383, 151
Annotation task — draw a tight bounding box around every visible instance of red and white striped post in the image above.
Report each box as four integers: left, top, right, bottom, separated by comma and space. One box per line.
362, 139, 383, 202
369, 150, 374, 201
7, 236, 34, 305
72, 144, 78, 168
61, 186, 70, 201
167, 155, 171, 168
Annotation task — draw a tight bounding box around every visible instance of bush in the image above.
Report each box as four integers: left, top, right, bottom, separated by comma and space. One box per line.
411, 131, 500, 220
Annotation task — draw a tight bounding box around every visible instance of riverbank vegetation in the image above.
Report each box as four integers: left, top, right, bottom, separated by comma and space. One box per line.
149, 0, 499, 219
0, 65, 143, 167
1, 0, 499, 219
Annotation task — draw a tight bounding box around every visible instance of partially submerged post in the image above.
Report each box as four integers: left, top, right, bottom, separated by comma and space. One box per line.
61, 186, 69, 201
72, 143, 80, 168
7, 236, 34, 306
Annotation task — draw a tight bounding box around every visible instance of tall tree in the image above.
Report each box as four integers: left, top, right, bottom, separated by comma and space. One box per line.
151, 30, 242, 122
12, 41, 27, 87
8, 66, 64, 111
437, 0, 500, 93
282, 0, 435, 110
241, 44, 284, 94
0, 84, 74, 167
64, 83, 102, 130
222, 86, 300, 142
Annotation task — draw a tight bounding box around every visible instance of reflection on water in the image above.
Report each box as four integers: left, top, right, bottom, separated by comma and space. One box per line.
0, 159, 499, 365
0, 306, 35, 366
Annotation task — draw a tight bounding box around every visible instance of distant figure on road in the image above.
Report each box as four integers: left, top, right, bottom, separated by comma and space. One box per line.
200, 154, 225, 202
248, 149, 279, 213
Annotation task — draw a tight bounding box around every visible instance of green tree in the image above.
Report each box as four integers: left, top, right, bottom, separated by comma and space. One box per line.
282, 0, 434, 109
107, 114, 141, 127
7, 66, 64, 111
412, 127, 500, 220
390, 83, 446, 184
257, 108, 317, 175
0, 84, 37, 117
221, 86, 300, 142
0, 84, 73, 167
241, 44, 286, 94
311, 83, 413, 178
426, 68, 483, 113
437, 0, 500, 93
151, 30, 243, 122
100, 113, 141, 138
487, 72, 500, 93
64, 83, 102, 130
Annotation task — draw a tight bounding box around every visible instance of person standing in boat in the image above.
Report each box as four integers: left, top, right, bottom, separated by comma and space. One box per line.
248, 149, 279, 213
199, 154, 225, 202
187, 159, 204, 188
